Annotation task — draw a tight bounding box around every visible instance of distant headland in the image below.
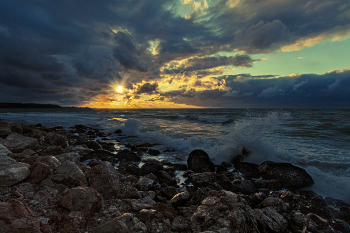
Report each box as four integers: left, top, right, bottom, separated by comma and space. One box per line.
0, 103, 62, 108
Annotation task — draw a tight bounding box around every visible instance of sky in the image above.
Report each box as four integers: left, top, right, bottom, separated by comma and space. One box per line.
0, 0, 350, 108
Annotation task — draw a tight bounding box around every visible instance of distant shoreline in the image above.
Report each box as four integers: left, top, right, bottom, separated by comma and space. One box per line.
0, 103, 65, 109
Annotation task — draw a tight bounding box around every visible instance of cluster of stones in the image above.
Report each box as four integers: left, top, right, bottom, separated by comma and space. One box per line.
0, 119, 349, 233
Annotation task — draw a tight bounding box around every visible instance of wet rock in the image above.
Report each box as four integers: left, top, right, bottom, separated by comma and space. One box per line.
0, 143, 11, 156
140, 159, 163, 175
232, 179, 258, 195
0, 120, 12, 137
116, 149, 141, 162
254, 179, 282, 190
10, 123, 23, 134
131, 197, 156, 211
43, 160, 87, 188
84, 141, 103, 150
189, 172, 234, 191
136, 177, 156, 191
288, 210, 318, 232
63, 145, 93, 157
59, 186, 103, 218
259, 197, 289, 213
44, 132, 69, 148
325, 197, 350, 224
157, 170, 177, 186
148, 149, 160, 156
50, 211, 86, 233
169, 191, 191, 208
139, 209, 157, 222
73, 124, 87, 133
97, 140, 115, 152
253, 206, 288, 232
245, 190, 269, 208
191, 190, 255, 232
81, 149, 115, 162
37, 145, 64, 156
55, 152, 80, 163
235, 162, 260, 179
171, 216, 187, 231
187, 149, 215, 173
0, 154, 30, 186
28, 162, 52, 184
1, 133, 39, 153
85, 161, 120, 199
118, 162, 141, 176
0, 198, 42, 233
114, 129, 122, 134
258, 161, 314, 189
92, 213, 146, 233
190, 187, 212, 205
154, 202, 177, 220
160, 186, 178, 200
37, 156, 61, 170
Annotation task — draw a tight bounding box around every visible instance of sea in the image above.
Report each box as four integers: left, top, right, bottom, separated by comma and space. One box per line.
1, 108, 349, 204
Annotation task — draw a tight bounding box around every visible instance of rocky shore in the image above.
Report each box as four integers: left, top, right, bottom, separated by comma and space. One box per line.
0, 119, 349, 233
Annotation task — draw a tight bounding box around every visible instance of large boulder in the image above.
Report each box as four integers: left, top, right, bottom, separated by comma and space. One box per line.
92, 213, 146, 233
43, 160, 87, 188
1, 133, 39, 153
50, 211, 86, 233
0, 198, 43, 233
10, 123, 23, 134
0, 120, 11, 137
253, 206, 288, 232
234, 162, 260, 179
116, 149, 141, 162
258, 161, 314, 189
191, 190, 257, 232
187, 149, 215, 173
85, 161, 120, 199
28, 162, 52, 184
0, 154, 30, 186
59, 186, 103, 218
169, 191, 191, 208
55, 152, 80, 163
189, 172, 234, 191
0, 143, 11, 156
44, 132, 69, 148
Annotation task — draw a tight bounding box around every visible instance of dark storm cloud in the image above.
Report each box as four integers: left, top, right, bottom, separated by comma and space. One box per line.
164, 54, 254, 74
113, 32, 149, 72
0, 0, 349, 107
136, 83, 159, 94
176, 69, 350, 108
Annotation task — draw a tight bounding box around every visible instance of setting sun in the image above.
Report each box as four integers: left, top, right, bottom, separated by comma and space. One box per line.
116, 86, 123, 93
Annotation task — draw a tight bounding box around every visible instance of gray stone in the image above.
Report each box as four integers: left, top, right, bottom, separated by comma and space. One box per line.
139, 209, 157, 222
1, 133, 39, 153
169, 191, 191, 208
0, 120, 11, 137
136, 177, 155, 191
85, 161, 120, 199
0, 143, 11, 156
253, 206, 288, 232
259, 197, 289, 213
131, 197, 156, 211
55, 152, 80, 163
92, 213, 146, 233
0, 154, 30, 186
44, 161, 87, 188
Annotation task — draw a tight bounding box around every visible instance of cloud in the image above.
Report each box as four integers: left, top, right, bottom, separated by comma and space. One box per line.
0, 0, 349, 107
136, 82, 158, 94
163, 54, 254, 74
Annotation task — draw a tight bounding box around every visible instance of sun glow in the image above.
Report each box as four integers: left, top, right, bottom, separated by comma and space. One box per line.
116, 86, 123, 93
